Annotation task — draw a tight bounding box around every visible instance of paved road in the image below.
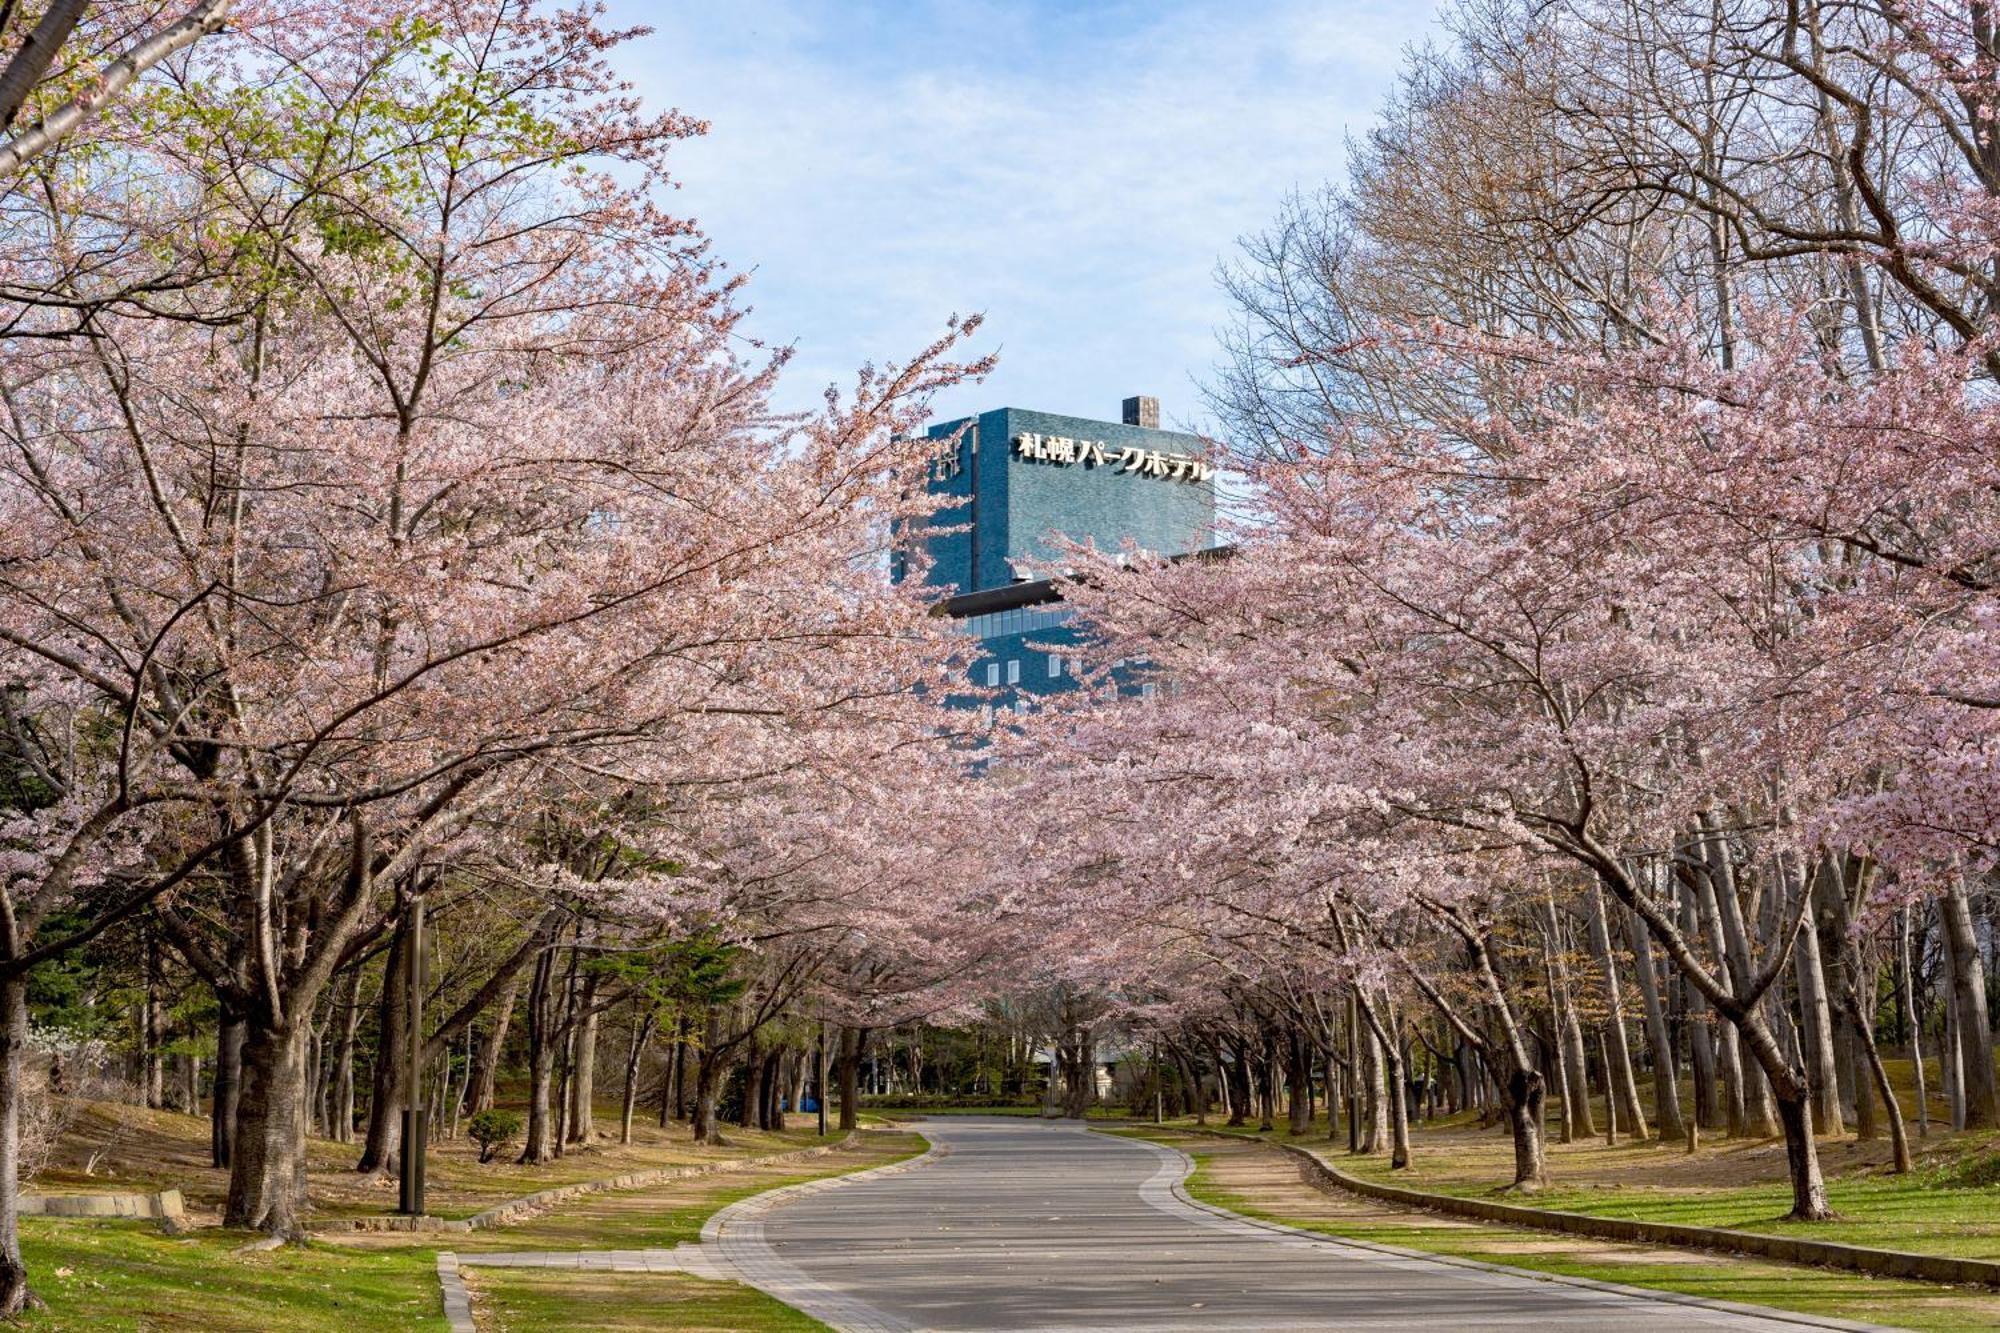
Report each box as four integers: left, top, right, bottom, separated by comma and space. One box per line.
712, 1116, 1867, 1333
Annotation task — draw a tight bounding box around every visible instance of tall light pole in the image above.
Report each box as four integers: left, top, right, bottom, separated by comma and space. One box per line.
816, 1023, 828, 1137
398, 894, 427, 1216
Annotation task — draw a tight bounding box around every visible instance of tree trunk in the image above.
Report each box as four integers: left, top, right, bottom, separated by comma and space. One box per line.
1941, 903, 1968, 1131
763, 1050, 786, 1131
223, 1016, 313, 1236
1677, 873, 1722, 1130
566, 973, 601, 1145
1772, 1079, 1831, 1219
1358, 1021, 1384, 1152
1545, 898, 1597, 1138
1587, 882, 1648, 1139
1226, 1039, 1252, 1128
1624, 901, 1685, 1142
329, 966, 362, 1143
1062, 1027, 1096, 1119
1842, 984, 1910, 1172
1255, 1033, 1275, 1132
212, 1005, 244, 1168
1504, 1062, 1547, 1190
1381, 1026, 1411, 1168
1699, 818, 1778, 1136
357, 915, 412, 1174
738, 1030, 763, 1131
1793, 859, 1845, 1136
143, 939, 165, 1110
691, 1022, 725, 1147
517, 951, 558, 1164
0, 972, 35, 1313
466, 970, 521, 1120
837, 1025, 864, 1132
659, 1013, 685, 1128
1286, 1029, 1311, 1134
1900, 909, 1929, 1137
1941, 878, 1998, 1129
619, 1012, 653, 1146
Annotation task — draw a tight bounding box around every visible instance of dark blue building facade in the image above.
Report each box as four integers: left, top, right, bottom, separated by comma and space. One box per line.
899, 396, 1215, 705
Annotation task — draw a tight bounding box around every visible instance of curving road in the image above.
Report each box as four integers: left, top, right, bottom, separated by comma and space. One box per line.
708, 1117, 1868, 1333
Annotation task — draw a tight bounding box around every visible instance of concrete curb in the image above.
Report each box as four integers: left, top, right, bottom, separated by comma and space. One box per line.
1111, 1130, 1892, 1333
316, 1131, 863, 1235
700, 1129, 942, 1333
22, 1188, 182, 1221
436, 1252, 473, 1333
1165, 1124, 2000, 1293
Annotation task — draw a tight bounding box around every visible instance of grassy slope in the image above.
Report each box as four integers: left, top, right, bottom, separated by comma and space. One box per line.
18, 1127, 923, 1331
1121, 1130, 2000, 1333
1171, 1051, 2000, 1262
46, 1099, 832, 1221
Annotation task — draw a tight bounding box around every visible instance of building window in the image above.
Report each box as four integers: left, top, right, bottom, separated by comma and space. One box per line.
1005, 659, 1021, 685
1048, 654, 1064, 679
957, 606, 1075, 641
984, 662, 1000, 688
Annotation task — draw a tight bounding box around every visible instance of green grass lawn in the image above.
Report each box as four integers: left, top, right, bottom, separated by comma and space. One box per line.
467, 1269, 826, 1332
451, 1138, 927, 1254
14, 1130, 927, 1330
1166, 1084, 2000, 1264
18, 1221, 444, 1331
1149, 1135, 2000, 1333
1328, 1130, 2000, 1260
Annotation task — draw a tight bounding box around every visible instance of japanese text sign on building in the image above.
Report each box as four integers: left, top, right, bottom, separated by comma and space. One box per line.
1011, 432, 1214, 484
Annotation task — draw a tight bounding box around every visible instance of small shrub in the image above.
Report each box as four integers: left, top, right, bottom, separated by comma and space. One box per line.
467, 1109, 524, 1163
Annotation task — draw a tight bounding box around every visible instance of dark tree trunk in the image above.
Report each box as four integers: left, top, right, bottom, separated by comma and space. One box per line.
0, 972, 35, 1313
1226, 1040, 1251, 1127
212, 1004, 245, 1168
1942, 878, 1998, 1128
517, 950, 558, 1164
691, 1035, 725, 1146
143, 939, 165, 1110
1624, 901, 1686, 1142
329, 966, 362, 1143
223, 1016, 313, 1236
566, 972, 601, 1145
837, 1026, 865, 1132
1587, 882, 1648, 1140
1505, 1064, 1547, 1190
762, 1050, 785, 1131
467, 969, 522, 1119
619, 1011, 653, 1146
357, 914, 412, 1174
659, 1013, 685, 1128
738, 1030, 763, 1131
1286, 1030, 1311, 1135
1842, 983, 1910, 1173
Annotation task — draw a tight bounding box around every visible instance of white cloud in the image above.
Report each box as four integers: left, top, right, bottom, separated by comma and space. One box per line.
615, 0, 1442, 428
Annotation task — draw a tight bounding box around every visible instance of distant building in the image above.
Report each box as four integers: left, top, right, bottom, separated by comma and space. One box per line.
897, 396, 1215, 703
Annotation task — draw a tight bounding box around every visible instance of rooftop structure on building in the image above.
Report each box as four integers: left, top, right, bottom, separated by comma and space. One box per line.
896, 396, 1216, 705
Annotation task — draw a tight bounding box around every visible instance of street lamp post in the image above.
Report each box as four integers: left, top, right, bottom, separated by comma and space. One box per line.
398, 894, 427, 1216
817, 1023, 828, 1137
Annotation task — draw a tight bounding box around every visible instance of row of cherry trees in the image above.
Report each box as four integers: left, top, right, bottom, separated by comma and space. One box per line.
0, 0, 1014, 1311
985, 0, 2000, 1224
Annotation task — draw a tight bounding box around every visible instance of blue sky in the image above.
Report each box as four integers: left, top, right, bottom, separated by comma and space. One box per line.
617, 1, 1444, 430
